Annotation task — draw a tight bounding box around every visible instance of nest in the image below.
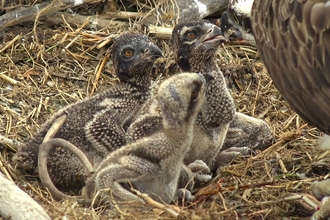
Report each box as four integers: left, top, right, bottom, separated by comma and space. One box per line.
0, 0, 329, 219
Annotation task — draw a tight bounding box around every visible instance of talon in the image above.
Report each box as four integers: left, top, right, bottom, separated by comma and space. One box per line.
187, 159, 211, 174
215, 147, 252, 169
311, 179, 330, 200
177, 188, 195, 202
195, 173, 212, 183
186, 160, 212, 183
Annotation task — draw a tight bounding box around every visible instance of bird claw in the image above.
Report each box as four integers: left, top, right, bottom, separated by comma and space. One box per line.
311, 196, 330, 220
176, 188, 195, 202
310, 179, 330, 220
187, 160, 212, 183
225, 146, 252, 154
194, 173, 212, 183
215, 147, 251, 173
311, 179, 330, 200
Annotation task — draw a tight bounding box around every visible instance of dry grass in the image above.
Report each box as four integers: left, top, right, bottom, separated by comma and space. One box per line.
0, 1, 329, 219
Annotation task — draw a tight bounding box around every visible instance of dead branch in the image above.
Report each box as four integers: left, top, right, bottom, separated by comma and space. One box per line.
0, 2, 49, 30
0, 0, 100, 30
0, 172, 51, 220
0, 134, 21, 151
44, 12, 127, 30
103, 11, 146, 20
148, 25, 172, 40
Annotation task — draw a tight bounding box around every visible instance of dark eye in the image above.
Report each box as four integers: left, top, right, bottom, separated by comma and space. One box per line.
124, 49, 134, 57
186, 32, 196, 39
191, 89, 199, 100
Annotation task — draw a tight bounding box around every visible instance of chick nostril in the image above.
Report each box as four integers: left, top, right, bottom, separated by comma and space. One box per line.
144, 48, 149, 54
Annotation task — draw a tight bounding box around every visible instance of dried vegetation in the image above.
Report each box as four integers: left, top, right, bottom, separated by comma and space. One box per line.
0, 0, 329, 219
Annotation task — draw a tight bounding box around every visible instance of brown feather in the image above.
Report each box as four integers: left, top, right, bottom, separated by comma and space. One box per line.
251, 0, 330, 133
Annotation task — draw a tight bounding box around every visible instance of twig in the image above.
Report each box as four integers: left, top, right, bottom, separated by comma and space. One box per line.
248, 209, 271, 218
26, 182, 62, 210
0, 71, 25, 87
35, 97, 43, 119
61, 13, 75, 32
91, 55, 108, 95
65, 35, 80, 50
131, 188, 180, 218
0, 35, 22, 53
0, 156, 13, 182
148, 25, 172, 40
258, 105, 272, 119
253, 193, 320, 210
194, 181, 274, 201
275, 152, 288, 173
0, 134, 21, 151
103, 11, 146, 20
97, 34, 117, 49
250, 139, 285, 160
251, 73, 261, 116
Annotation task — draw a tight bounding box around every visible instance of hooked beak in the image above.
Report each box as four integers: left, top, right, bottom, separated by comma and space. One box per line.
200, 72, 214, 85
143, 44, 163, 60
197, 72, 214, 85
202, 26, 227, 46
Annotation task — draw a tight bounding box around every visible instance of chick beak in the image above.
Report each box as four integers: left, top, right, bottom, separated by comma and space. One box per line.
143, 44, 163, 60
202, 26, 227, 46
201, 73, 214, 85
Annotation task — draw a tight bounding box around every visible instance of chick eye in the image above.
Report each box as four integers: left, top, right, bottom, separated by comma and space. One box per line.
186, 32, 196, 39
191, 89, 199, 100
124, 49, 134, 57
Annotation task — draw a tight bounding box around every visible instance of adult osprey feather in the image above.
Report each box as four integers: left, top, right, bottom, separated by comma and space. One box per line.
251, 1, 330, 219
251, 0, 330, 134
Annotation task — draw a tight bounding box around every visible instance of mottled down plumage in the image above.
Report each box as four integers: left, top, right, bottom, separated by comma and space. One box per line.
128, 22, 273, 185
127, 21, 236, 189
173, 20, 273, 165
82, 72, 206, 205
12, 33, 162, 190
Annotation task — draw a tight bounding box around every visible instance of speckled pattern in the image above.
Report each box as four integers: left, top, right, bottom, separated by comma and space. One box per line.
82, 73, 206, 205
128, 20, 235, 172
12, 33, 162, 190
171, 20, 273, 168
